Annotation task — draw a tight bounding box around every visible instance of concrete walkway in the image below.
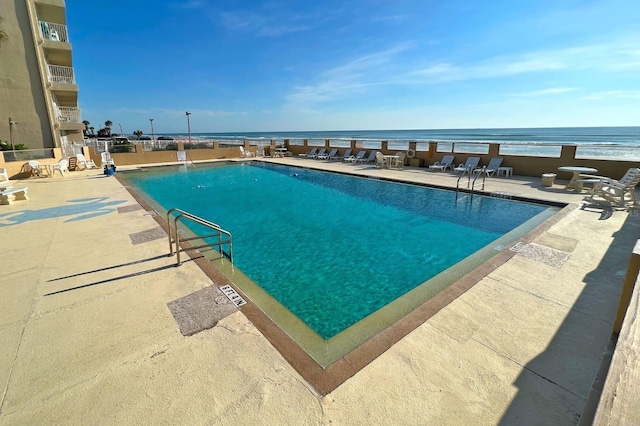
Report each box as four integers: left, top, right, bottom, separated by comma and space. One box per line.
0, 161, 637, 425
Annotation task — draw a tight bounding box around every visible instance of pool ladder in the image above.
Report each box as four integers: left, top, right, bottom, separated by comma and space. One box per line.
456, 166, 487, 199
167, 208, 233, 265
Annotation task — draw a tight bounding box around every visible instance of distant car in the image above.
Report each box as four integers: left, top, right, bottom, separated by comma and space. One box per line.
157, 136, 175, 141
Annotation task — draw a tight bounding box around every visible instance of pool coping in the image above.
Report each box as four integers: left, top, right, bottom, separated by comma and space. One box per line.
117, 164, 573, 395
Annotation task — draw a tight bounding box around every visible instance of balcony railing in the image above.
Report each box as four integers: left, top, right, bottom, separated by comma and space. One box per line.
47, 64, 75, 84
39, 21, 69, 43
57, 106, 81, 123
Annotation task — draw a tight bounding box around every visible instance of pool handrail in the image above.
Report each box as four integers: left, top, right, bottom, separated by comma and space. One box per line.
167, 207, 233, 265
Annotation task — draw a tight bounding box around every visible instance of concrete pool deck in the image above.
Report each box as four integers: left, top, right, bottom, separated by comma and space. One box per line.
1, 159, 638, 424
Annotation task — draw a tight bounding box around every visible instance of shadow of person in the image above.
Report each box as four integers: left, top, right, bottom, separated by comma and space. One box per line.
0, 197, 127, 226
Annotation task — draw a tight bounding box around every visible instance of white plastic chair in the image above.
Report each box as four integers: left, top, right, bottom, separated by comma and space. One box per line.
50, 159, 69, 177
77, 153, 98, 169
0, 167, 9, 182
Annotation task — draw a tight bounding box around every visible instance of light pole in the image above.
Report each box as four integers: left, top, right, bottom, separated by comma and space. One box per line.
149, 118, 155, 147
8, 117, 16, 150
118, 123, 124, 136
185, 111, 191, 149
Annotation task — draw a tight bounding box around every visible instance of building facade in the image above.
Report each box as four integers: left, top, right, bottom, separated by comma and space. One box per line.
0, 0, 83, 152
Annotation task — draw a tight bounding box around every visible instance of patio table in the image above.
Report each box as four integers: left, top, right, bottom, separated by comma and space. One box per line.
558, 166, 597, 190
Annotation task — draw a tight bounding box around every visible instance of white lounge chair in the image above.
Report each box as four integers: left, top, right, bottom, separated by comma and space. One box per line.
356, 151, 377, 164
77, 153, 98, 169
1, 167, 10, 182
298, 148, 318, 158
309, 148, 326, 159
428, 155, 455, 171
0, 186, 28, 205
584, 167, 640, 207
474, 157, 503, 176
454, 157, 480, 174
239, 146, 254, 158
345, 151, 366, 162
101, 152, 115, 168
317, 148, 337, 160
331, 149, 351, 161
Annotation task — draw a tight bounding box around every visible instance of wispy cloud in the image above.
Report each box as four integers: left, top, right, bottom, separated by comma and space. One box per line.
583, 90, 640, 100
413, 38, 640, 83
285, 44, 413, 105
507, 87, 579, 97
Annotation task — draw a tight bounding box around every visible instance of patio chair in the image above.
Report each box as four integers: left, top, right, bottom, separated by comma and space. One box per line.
1, 167, 10, 182
474, 157, 503, 176
356, 151, 377, 164
331, 148, 351, 161
584, 167, 640, 207
392, 152, 405, 169
68, 156, 78, 171
317, 148, 337, 160
77, 153, 98, 169
454, 157, 480, 174
298, 147, 318, 158
428, 155, 455, 171
375, 152, 388, 168
50, 158, 69, 177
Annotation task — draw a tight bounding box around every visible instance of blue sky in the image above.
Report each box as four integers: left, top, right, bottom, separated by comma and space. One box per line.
66, 0, 640, 134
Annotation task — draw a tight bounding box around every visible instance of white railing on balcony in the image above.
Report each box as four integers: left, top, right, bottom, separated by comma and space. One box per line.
57, 106, 81, 124
39, 21, 69, 43
47, 64, 75, 84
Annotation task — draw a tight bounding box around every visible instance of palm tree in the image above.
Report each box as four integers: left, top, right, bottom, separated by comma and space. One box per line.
89, 126, 95, 135
0, 18, 8, 47
82, 120, 90, 136
133, 130, 143, 139
105, 120, 113, 136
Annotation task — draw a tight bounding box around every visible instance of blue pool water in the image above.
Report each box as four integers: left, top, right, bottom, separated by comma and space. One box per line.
125, 162, 549, 339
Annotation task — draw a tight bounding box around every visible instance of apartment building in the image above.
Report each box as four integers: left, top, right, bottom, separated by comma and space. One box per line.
0, 0, 83, 152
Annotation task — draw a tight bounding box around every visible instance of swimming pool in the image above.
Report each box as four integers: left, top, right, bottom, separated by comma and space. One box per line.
123, 162, 558, 366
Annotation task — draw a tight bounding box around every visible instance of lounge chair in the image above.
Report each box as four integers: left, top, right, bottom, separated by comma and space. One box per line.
50, 158, 69, 177
428, 155, 455, 171
583, 167, 640, 207
1, 167, 10, 182
298, 147, 318, 158
375, 152, 388, 168
474, 157, 503, 176
77, 153, 98, 169
356, 151, 376, 164
454, 157, 480, 174
345, 151, 366, 162
309, 148, 326, 159
317, 148, 337, 160
239, 146, 254, 158
331, 148, 351, 161
0, 186, 28, 205
101, 152, 115, 168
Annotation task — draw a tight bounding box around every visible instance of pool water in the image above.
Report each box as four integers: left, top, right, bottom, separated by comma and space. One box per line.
125, 162, 551, 341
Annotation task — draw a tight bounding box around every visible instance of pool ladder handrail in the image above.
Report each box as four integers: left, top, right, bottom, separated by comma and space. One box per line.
167, 208, 233, 265
456, 165, 487, 199
456, 165, 474, 191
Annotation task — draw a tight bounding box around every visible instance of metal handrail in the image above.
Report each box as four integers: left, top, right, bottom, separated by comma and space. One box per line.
471, 166, 487, 194
167, 208, 233, 265
455, 165, 473, 191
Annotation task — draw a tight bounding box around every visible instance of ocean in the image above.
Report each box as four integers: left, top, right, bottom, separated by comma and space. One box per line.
166, 126, 640, 159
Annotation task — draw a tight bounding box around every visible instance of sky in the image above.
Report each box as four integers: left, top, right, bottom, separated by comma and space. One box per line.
65, 0, 640, 134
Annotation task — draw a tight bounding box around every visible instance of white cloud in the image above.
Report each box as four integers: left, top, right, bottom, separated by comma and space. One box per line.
583, 90, 640, 100
507, 87, 579, 97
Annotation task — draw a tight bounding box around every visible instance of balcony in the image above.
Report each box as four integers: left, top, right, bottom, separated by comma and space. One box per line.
39, 20, 68, 43
47, 64, 75, 84
56, 106, 84, 131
